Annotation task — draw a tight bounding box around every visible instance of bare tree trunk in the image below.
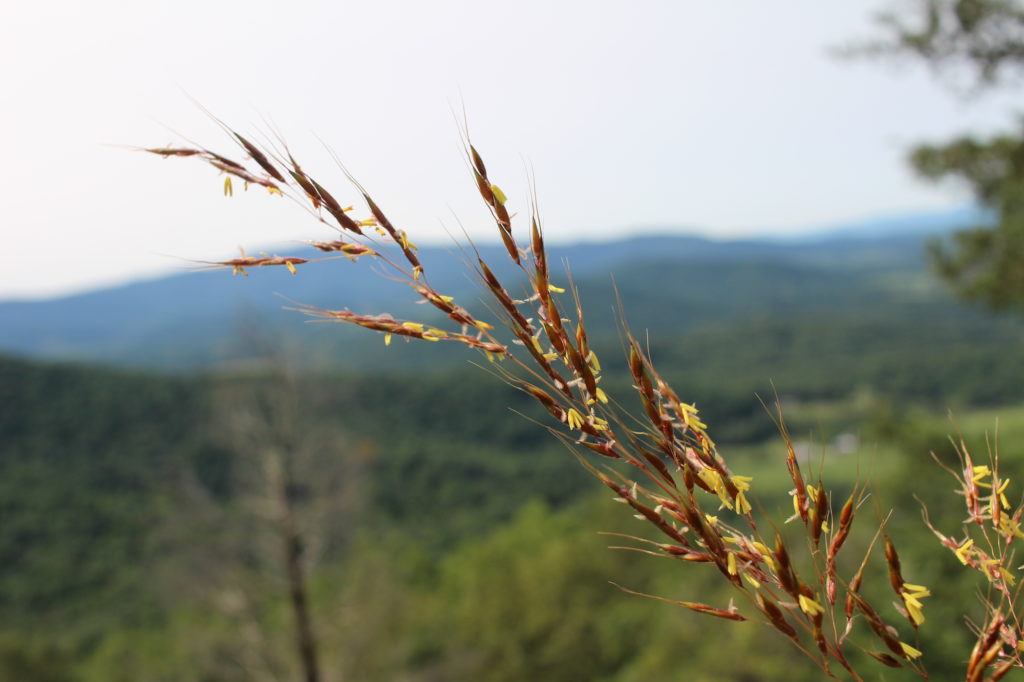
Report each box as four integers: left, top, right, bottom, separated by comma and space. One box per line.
189, 336, 364, 682
280, 487, 320, 682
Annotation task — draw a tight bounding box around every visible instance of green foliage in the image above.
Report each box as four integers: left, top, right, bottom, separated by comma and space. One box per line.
879, 0, 1024, 82
431, 499, 654, 681
867, 0, 1024, 312
313, 496, 834, 682
2, 335, 1023, 678
0, 355, 224, 633
0, 634, 77, 682
910, 130, 1024, 312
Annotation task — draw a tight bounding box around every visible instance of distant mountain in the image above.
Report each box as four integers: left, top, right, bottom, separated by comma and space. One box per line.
0, 208, 992, 369
766, 205, 991, 243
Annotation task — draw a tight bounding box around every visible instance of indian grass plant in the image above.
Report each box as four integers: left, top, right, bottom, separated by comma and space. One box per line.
144, 122, 1024, 680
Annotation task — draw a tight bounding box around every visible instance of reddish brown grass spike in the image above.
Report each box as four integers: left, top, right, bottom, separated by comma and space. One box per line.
884, 535, 905, 595
233, 133, 286, 182
149, 129, 983, 680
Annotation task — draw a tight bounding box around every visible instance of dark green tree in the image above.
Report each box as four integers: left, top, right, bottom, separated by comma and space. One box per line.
872, 0, 1024, 81
912, 130, 1024, 311
866, 0, 1024, 312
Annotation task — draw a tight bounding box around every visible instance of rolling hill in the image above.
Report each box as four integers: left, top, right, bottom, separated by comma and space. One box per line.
0, 207, 998, 371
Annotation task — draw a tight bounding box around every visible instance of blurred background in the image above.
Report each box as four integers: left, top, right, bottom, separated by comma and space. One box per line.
2, 1, 1024, 679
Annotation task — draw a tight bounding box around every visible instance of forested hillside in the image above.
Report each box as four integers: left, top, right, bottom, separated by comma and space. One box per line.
3, 326, 1024, 679
5, 211, 1024, 679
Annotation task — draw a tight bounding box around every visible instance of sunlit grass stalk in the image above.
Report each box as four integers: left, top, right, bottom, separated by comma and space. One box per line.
144, 121, 1024, 680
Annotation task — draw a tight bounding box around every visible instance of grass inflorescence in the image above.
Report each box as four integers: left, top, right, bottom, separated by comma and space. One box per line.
144, 120, 1024, 680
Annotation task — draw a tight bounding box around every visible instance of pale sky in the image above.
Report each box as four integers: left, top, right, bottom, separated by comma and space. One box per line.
1, 1, 1019, 300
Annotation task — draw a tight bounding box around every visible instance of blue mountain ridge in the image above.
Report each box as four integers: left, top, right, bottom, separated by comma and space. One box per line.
0, 207, 984, 369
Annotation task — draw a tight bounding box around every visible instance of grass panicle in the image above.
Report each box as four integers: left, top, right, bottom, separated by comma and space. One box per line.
145, 120, 1024, 680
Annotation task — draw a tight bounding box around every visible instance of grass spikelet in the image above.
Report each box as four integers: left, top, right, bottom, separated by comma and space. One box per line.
233, 132, 286, 182
610, 583, 746, 621
756, 592, 798, 640
467, 144, 518, 264
810, 481, 828, 545
884, 534, 905, 596
866, 651, 903, 668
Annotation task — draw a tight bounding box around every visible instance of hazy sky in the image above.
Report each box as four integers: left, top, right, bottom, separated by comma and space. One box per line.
1, 1, 1019, 300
